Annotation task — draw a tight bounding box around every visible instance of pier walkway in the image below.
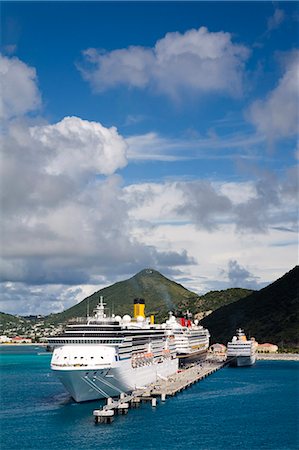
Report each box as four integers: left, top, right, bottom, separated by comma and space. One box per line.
93, 358, 227, 423
134, 359, 226, 398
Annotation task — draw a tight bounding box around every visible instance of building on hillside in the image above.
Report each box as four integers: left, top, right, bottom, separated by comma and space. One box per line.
0, 335, 12, 343
257, 343, 278, 353
11, 336, 32, 344
209, 343, 227, 355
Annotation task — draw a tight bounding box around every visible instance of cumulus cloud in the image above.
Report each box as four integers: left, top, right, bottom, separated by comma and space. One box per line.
0, 54, 41, 120
226, 260, 260, 289
1, 116, 194, 298
0, 56, 196, 316
0, 116, 128, 216
30, 116, 128, 177
248, 51, 299, 142
79, 27, 249, 97
176, 181, 233, 230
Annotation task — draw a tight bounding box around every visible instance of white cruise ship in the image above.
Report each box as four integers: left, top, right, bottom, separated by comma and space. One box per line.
227, 329, 257, 367
48, 298, 178, 402
163, 312, 210, 364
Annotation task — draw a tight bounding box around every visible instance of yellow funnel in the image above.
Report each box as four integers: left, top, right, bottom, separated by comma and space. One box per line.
133, 298, 145, 318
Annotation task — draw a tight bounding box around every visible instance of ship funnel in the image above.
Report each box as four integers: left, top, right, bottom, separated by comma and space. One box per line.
133, 298, 145, 318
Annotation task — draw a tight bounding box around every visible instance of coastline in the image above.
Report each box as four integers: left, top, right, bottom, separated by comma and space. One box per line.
1, 345, 298, 361
257, 353, 299, 361
0, 343, 47, 347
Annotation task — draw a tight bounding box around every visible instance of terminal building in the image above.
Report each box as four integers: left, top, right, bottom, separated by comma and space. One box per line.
257, 343, 278, 353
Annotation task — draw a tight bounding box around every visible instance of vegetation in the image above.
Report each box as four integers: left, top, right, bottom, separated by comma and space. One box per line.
46, 269, 198, 324
45, 269, 253, 325
4, 266, 298, 350
194, 288, 253, 312
201, 266, 299, 347
0, 312, 29, 330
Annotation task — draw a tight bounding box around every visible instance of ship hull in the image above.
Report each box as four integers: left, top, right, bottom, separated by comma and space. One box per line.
53, 358, 178, 402
228, 354, 256, 367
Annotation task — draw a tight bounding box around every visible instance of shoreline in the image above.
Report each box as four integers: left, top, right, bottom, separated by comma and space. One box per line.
257, 353, 299, 361
0, 343, 47, 347
1, 345, 298, 361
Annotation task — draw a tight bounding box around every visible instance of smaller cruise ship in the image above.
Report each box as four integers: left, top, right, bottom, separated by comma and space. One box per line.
227, 329, 257, 367
163, 311, 210, 364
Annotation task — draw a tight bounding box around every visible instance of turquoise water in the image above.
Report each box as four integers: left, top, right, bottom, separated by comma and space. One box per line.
0, 346, 298, 450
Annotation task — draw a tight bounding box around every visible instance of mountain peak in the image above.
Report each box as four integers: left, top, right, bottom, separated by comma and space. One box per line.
134, 268, 163, 278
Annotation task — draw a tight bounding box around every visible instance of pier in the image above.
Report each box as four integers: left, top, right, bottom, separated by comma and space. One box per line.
93, 358, 227, 423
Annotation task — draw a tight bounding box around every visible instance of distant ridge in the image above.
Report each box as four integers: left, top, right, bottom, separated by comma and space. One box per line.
201, 266, 299, 347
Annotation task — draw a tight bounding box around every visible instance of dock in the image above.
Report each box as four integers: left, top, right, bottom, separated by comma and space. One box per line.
93, 358, 227, 423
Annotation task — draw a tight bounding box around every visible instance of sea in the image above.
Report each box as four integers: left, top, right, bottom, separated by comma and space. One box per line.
0, 346, 298, 450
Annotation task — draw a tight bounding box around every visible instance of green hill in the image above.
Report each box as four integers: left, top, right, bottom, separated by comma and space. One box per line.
194, 288, 253, 312
46, 269, 198, 324
0, 312, 30, 334
46, 269, 254, 325
0, 312, 28, 328
201, 266, 299, 347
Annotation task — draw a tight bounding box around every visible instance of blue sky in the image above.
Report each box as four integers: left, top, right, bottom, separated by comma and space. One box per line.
1, 1, 298, 315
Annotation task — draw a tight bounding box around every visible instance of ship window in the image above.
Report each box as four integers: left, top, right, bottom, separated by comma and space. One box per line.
74, 357, 77, 359
81, 356, 83, 359
91, 356, 94, 359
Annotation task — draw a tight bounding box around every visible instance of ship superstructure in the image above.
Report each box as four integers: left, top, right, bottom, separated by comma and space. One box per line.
48, 298, 178, 402
227, 328, 257, 367
162, 312, 210, 364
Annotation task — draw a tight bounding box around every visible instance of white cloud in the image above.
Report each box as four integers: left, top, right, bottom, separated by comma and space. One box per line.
126, 130, 264, 162
176, 181, 233, 230
30, 116, 128, 177
1, 118, 194, 297
124, 176, 298, 234
248, 51, 299, 142
128, 220, 297, 295
79, 27, 249, 98
267, 8, 285, 31
0, 54, 41, 120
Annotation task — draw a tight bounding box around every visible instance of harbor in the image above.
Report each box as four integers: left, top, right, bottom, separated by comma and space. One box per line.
1, 345, 298, 450
93, 358, 227, 423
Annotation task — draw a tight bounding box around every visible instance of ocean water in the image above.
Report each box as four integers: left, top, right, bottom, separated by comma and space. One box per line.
0, 346, 298, 450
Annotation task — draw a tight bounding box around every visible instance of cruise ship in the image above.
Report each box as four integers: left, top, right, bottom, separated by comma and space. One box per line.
227, 329, 257, 367
163, 311, 210, 364
48, 298, 178, 402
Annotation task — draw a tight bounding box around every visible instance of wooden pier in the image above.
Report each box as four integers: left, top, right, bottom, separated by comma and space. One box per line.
93, 358, 227, 423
